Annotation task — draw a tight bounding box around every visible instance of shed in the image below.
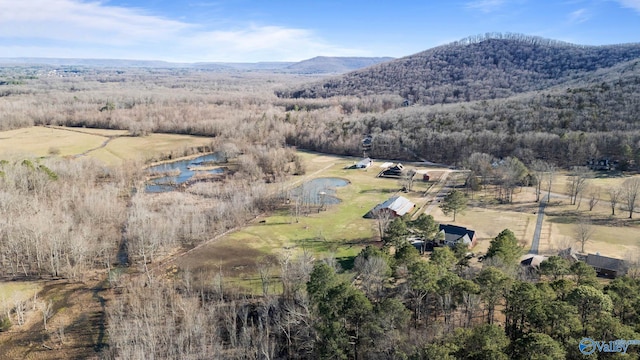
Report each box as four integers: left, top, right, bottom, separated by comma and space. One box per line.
365, 195, 415, 218
380, 163, 405, 178
355, 158, 373, 169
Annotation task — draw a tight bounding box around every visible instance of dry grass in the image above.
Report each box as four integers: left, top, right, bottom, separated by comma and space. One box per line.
0, 127, 106, 158
434, 179, 640, 259
550, 172, 640, 200
0, 279, 107, 360
89, 133, 213, 165
0, 281, 42, 314
0, 126, 214, 166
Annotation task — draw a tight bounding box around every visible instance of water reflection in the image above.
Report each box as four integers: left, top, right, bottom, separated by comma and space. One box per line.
146, 153, 223, 193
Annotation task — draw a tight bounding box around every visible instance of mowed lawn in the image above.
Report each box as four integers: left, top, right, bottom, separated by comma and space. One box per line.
175, 154, 441, 286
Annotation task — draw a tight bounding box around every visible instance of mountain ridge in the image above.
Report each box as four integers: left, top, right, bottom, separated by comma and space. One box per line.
276, 33, 640, 104
0, 56, 394, 74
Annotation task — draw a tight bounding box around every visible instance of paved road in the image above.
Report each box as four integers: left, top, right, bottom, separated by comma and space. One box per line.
528, 200, 547, 254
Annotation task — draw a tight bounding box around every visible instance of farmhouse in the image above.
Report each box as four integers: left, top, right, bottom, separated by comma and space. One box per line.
585, 253, 628, 278
438, 224, 477, 248
365, 195, 415, 218
586, 158, 614, 171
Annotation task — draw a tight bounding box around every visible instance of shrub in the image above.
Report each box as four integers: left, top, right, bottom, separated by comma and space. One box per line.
0, 316, 12, 332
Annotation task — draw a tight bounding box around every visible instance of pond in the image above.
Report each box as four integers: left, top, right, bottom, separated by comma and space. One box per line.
290, 177, 350, 205
145, 153, 223, 193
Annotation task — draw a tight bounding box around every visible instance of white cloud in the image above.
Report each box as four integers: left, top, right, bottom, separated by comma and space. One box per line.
465, 0, 507, 13
0, 0, 364, 62
616, 0, 640, 13
568, 8, 591, 23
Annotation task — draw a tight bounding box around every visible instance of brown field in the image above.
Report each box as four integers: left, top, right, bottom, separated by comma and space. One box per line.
0, 126, 106, 158
89, 133, 213, 165
448, 173, 640, 260
0, 126, 214, 166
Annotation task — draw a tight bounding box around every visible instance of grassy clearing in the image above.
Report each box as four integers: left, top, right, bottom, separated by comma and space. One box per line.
0, 126, 106, 158
550, 172, 640, 201
430, 200, 537, 255
0, 281, 42, 313
176, 154, 440, 289
460, 180, 640, 258
90, 133, 213, 166
0, 126, 214, 166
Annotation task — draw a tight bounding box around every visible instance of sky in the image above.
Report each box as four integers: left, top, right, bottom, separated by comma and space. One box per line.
0, 0, 639, 63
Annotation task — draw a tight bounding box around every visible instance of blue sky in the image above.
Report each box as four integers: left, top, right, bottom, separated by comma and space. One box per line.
1, 0, 639, 62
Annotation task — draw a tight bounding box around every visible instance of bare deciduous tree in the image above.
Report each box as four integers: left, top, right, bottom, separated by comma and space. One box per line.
372, 208, 393, 241
575, 218, 596, 253
566, 166, 593, 207
608, 186, 623, 216
40, 300, 53, 331
544, 162, 557, 202
622, 177, 640, 219
587, 185, 600, 211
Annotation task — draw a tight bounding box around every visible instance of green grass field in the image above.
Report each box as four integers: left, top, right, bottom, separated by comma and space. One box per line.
175, 154, 440, 289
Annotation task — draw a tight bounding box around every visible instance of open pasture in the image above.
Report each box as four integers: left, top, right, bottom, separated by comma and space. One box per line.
0, 126, 106, 158
0, 126, 213, 165
174, 153, 443, 287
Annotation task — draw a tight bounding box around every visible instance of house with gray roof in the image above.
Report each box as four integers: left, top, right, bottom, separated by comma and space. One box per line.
586, 253, 627, 278
438, 224, 477, 248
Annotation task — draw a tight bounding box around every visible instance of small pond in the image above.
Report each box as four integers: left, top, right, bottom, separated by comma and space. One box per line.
146, 153, 223, 193
290, 177, 350, 205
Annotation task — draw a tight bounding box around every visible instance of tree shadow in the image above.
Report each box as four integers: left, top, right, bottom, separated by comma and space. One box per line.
593, 171, 625, 179
359, 188, 398, 194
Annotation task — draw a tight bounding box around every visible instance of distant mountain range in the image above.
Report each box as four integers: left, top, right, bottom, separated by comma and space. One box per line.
0, 56, 394, 75
276, 33, 640, 105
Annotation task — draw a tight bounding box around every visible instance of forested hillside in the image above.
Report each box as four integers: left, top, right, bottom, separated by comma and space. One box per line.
286, 57, 640, 167
277, 33, 640, 105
